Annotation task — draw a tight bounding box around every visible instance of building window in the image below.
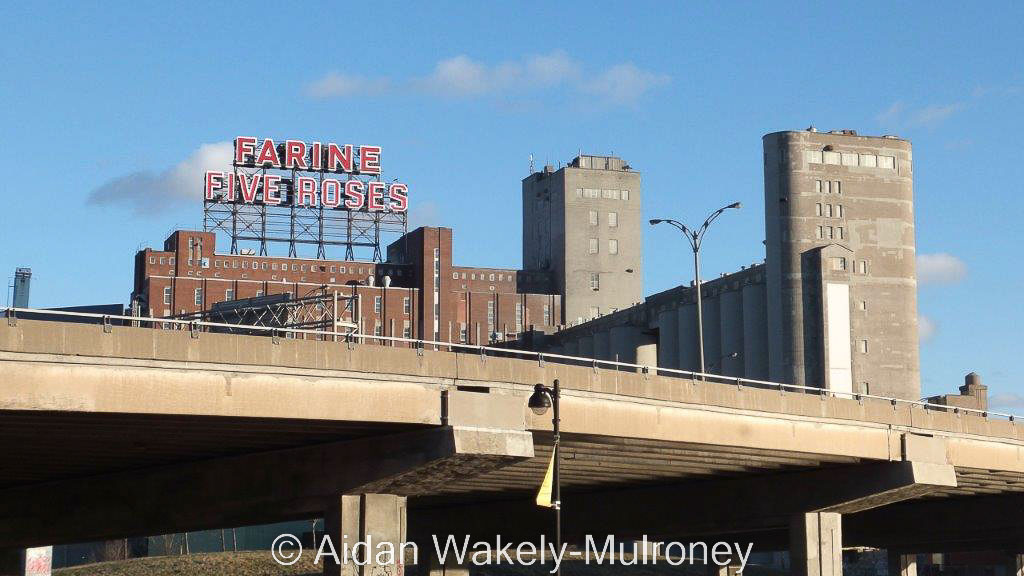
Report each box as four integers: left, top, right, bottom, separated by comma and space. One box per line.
486, 301, 495, 334
225, 289, 234, 301
575, 188, 583, 198
588, 238, 599, 254
806, 150, 824, 164
590, 273, 600, 291
543, 304, 550, 325
841, 152, 858, 166
815, 180, 822, 193
833, 181, 842, 194
194, 288, 203, 306
403, 321, 412, 339
256, 290, 263, 297
837, 227, 845, 240
861, 154, 877, 168
825, 204, 833, 218
831, 257, 846, 271
471, 273, 476, 280
403, 297, 411, 314
589, 210, 598, 226
452, 272, 459, 280
374, 296, 382, 314
374, 323, 383, 337
489, 273, 495, 281
608, 212, 618, 227
836, 205, 844, 218
859, 339, 869, 354
858, 260, 868, 274
515, 302, 523, 333
823, 151, 841, 165
163, 286, 171, 305
816, 203, 823, 217
608, 239, 619, 255
826, 226, 834, 240
859, 300, 868, 311
459, 323, 467, 343
621, 190, 629, 201
816, 226, 824, 239
879, 156, 896, 170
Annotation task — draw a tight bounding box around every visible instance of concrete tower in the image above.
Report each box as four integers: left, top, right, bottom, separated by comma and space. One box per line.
763, 130, 920, 399
522, 155, 643, 325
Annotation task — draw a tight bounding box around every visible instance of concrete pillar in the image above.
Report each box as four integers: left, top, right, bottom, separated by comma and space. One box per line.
578, 335, 594, 358
635, 332, 658, 375
0, 548, 51, 576
742, 282, 769, 380
657, 309, 679, 369
0, 550, 20, 576
702, 296, 721, 373
593, 331, 610, 361
719, 290, 744, 377
790, 512, 842, 576
323, 494, 407, 576
609, 326, 636, 364
560, 339, 579, 357
887, 551, 917, 576
678, 304, 698, 372
1005, 553, 1024, 576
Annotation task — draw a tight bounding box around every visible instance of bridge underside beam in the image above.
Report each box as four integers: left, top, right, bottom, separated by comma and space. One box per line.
0, 426, 533, 548
410, 460, 956, 542
845, 492, 1024, 552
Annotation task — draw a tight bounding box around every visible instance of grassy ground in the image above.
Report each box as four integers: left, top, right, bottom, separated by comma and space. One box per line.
54, 550, 786, 576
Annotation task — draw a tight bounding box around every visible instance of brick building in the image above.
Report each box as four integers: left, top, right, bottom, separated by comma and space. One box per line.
131, 227, 561, 345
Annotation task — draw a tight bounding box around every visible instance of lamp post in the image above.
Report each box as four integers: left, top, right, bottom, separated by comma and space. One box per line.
528, 379, 560, 574
650, 202, 741, 374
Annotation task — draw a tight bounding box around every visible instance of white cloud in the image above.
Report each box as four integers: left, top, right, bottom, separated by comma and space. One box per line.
918, 315, 937, 342
306, 72, 390, 99
305, 51, 667, 106
420, 55, 520, 97
581, 63, 670, 105
917, 253, 968, 285
990, 393, 1024, 412
408, 201, 441, 229
525, 50, 580, 85
877, 100, 962, 129
86, 142, 232, 215
910, 104, 962, 127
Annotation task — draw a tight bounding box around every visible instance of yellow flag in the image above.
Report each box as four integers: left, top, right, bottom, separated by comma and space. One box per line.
536, 449, 555, 507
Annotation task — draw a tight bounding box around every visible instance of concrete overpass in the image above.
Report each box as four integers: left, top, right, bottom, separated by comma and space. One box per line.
2, 315, 1024, 575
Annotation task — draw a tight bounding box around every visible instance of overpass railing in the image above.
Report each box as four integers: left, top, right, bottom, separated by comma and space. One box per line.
4, 306, 1017, 423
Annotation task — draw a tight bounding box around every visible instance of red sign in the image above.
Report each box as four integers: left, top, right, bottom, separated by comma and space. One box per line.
204, 137, 408, 212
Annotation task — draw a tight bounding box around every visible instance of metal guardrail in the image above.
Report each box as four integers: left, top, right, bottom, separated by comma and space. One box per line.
3, 306, 1017, 423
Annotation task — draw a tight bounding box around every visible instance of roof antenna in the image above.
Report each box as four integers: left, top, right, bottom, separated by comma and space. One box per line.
529, 154, 534, 174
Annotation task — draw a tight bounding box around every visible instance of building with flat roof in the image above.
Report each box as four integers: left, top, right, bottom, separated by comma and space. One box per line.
528, 129, 921, 401
131, 227, 561, 346
522, 155, 643, 325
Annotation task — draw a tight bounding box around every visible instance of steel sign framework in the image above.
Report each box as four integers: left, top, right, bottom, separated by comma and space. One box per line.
203, 138, 408, 262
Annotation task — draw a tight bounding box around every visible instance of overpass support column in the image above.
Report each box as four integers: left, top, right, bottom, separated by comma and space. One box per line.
887, 552, 917, 576
323, 494, 407, 576
790, 512, 842, 576
1005, 553, 1024, 576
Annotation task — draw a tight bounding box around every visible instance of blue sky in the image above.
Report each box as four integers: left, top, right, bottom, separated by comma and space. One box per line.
1, 2, 1021, 406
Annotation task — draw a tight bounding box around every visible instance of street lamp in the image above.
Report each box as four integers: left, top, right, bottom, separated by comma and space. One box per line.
528, 379, 560, 574
650, 202, 741, 375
